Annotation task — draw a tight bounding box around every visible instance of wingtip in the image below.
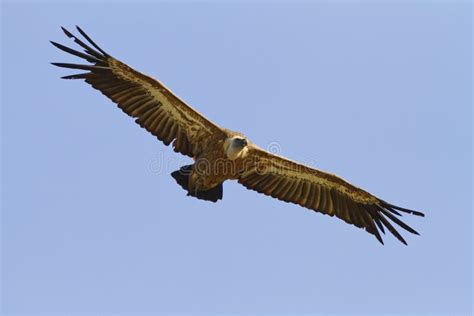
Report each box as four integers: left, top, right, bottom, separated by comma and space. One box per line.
373, 230, 384, 245
60, 73, 89, 80
382, 200, 425, 217
74, 24, 109, 57
51, 62, 71, 68
50, 40, 60, 48
61, 26, 73, 38
398, 234, 408, 245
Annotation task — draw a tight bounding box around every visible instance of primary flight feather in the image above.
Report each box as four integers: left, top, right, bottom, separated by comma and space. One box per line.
52, 26, 424, 245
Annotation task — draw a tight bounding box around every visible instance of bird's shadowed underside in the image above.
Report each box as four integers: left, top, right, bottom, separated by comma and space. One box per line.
171, 165, 223, 202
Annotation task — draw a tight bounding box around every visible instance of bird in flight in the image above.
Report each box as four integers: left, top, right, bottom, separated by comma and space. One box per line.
52, 26, 424, 245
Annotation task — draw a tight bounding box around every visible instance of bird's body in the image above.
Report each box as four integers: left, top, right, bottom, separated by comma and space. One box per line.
173, 132, 254, 200
184, 133, 243, 195
52, 26, 424, 245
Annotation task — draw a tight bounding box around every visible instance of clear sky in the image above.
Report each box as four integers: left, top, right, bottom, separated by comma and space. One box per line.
1, 1, 472, 315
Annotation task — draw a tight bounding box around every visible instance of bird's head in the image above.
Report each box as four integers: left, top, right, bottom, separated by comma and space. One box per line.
225, 136, 249, 160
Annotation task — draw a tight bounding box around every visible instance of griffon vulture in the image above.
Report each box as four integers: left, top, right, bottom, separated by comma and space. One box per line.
51, 26, 424, 245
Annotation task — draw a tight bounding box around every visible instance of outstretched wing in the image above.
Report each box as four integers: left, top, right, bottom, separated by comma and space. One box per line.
51, 26, 225, 157
238, 145, 424, 245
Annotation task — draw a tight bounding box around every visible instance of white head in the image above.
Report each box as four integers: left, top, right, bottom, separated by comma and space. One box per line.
225, 136, 249, 160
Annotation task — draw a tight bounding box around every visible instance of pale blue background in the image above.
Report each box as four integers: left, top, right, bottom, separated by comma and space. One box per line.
1, 1, 472, 315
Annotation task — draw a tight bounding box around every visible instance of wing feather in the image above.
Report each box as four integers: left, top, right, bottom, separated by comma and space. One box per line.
238, 146, 424, 244
52, 26, 225, 157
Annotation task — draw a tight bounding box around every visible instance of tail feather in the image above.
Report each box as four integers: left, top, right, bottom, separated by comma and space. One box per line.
171, 165, 192, 191
190, 184, 223, 203
171, 165, 223, 203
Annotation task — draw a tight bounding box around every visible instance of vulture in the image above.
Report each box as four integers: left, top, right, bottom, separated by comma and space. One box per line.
51, 26, 424, 245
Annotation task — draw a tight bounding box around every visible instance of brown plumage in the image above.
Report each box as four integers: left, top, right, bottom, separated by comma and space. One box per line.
52, 26, 424, 245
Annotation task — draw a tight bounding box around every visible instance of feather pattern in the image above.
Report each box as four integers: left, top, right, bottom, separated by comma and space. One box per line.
51, 26, 225, 158
238, 145, 424, 245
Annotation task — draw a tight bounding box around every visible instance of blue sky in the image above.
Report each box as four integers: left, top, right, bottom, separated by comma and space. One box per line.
1, 1, 472, 315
